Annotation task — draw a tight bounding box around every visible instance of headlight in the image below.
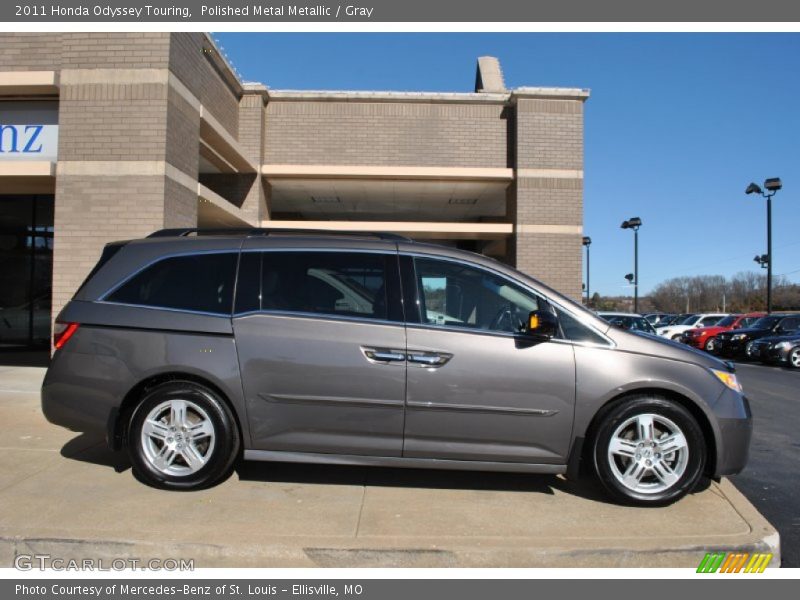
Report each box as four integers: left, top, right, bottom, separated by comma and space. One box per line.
711, 369, 743, 393
775, 341, 792, 350
732, 333, 748, 341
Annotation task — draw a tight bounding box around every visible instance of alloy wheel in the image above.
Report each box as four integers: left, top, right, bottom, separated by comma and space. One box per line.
140, 399, 216, 476
790, 348, 800, 369
606, 413, 689, 495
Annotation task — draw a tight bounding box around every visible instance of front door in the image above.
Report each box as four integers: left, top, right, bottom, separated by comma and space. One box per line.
402, 256, 576, 464
233, 249, 407, 456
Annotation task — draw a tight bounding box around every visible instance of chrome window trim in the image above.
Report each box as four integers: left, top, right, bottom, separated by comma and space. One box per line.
402, 250, 615, 348
93, 300, 233, 319
232, 309, 405, 329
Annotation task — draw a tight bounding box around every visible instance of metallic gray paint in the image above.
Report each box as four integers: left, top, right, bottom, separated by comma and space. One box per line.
233, 313, 407, 456
42, 233, 752, 482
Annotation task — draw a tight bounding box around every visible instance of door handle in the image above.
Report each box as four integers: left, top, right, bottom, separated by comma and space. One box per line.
361, 347, 406, 363
407, 352, 452, 367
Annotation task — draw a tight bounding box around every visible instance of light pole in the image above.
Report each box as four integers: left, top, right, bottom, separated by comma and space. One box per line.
621, 217, 642, 313
582, 236, 592, 306
746, 178, 782, 313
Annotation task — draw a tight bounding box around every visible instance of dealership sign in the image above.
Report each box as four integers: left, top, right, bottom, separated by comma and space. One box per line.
0, 101, 58, 161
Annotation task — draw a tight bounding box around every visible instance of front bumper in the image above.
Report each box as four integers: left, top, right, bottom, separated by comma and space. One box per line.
682, 335, 708, 349
715, 338, 748, 358
711, 389, 752, 477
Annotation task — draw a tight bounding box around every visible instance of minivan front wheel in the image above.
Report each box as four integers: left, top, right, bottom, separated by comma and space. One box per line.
128, 381, 240, 490
592, 397, 706, 506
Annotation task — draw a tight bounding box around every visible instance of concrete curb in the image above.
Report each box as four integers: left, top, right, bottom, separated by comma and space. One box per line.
1, 479, 780, 568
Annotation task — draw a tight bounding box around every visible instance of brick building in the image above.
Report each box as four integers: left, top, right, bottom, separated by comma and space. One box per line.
0, 33, 589, 349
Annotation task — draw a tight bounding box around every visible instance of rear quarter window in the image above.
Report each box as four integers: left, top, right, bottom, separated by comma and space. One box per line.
105, 252, 238, 315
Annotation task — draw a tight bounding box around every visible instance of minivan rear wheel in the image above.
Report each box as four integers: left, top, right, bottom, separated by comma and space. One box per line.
591, 396, 706, 506
128, 381, 240, 490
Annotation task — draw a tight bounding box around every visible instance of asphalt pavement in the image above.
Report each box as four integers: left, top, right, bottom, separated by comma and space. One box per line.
730, 362, 800, 567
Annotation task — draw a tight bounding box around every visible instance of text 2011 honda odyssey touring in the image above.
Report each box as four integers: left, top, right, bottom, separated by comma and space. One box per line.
42, 229, 751, 505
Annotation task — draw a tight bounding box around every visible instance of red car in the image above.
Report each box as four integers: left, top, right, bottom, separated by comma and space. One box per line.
682, 312, 767, 352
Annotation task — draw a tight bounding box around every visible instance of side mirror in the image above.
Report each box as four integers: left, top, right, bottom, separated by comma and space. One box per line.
525, 310, 559, 339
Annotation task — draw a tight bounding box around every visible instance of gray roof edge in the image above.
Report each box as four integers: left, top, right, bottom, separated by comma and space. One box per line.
267, 90, 512, 104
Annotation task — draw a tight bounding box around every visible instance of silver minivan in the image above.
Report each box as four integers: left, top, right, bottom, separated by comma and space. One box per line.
42, 229, 752, 505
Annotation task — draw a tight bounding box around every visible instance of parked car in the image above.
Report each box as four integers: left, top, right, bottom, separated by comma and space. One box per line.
42, 228, 752, 506
656, 313, 728, 340
681, 313, 767, 352
746, 331, 800, 369
644, 313, 674, 327
598, 312, 658, 335
713, 314, 800, 359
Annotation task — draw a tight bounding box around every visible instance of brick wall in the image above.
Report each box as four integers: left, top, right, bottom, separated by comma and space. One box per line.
61, 33, 170, 70
168, 33, 239, 138
515, 232, 583, 298
516, 99, 583, 170
513, 97, 585, 300
0, 33, 63, 70
164, 85, 200, 178
58, 81, 168, 162
265, 101, 508, 168
52, 174, 168, 314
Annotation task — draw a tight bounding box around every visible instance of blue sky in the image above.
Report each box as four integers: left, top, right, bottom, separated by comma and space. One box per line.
217, 33, 800, 296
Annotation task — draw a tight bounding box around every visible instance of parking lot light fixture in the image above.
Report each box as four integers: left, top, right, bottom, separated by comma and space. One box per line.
754, 254, 769, 269
620, 217, 642, 313
582, 236, 592, 306
746, 178, 782, 313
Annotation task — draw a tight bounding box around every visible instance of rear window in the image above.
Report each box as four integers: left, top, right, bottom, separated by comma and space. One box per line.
105, 253, 238, 315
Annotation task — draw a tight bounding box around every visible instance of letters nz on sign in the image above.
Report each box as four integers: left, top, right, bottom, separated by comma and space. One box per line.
0, 102, 59, 161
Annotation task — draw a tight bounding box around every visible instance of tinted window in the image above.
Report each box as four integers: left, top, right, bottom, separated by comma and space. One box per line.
699, 316, 724, 327
256, 251, 394, 321
106, 253, 237, 315
753, 316, 780, 329
413, 257, 540, 334
559, 310, 609, 344
779, 317, 800, 332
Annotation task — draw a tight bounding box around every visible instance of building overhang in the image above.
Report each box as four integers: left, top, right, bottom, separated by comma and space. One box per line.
0, 71, 59, 96
261, 220, 512, 240
262, 164, 514, 182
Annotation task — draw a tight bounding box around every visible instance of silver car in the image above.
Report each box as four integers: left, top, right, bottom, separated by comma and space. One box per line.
42, 229, 752, 505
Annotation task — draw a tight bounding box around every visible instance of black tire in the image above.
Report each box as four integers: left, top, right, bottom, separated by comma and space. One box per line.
127, 381, 240, 490
671, 334, 683, 341
591, 396, 706, 506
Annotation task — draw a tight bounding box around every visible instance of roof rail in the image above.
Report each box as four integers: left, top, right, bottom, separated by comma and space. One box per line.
146, 228, 412, 242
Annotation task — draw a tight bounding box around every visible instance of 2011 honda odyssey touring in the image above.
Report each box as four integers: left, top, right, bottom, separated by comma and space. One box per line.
42, 228, 752, 505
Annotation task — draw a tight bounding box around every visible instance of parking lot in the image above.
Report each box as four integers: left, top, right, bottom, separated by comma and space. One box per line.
730, 361, 800, 567
0, 363, 782, 568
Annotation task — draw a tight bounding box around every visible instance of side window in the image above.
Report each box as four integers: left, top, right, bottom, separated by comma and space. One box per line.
106, 253, 237, 315
558, 310, 610, 344
412, 257, 540, 334
781, 317, 800, 332
257, 251, 396, 322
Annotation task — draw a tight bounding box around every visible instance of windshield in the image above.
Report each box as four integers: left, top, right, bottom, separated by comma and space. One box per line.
680, 314, 700, 325
716, 315, 737, 327
752, 316, 780, 329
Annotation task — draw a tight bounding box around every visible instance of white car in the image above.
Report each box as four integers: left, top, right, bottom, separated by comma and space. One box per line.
656, 313, 728, 340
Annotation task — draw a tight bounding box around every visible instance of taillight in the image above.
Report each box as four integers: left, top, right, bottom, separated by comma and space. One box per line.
53, 322, 80, 350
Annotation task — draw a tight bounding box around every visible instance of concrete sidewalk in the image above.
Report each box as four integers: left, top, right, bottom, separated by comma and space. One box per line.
0, 366, 780, 568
